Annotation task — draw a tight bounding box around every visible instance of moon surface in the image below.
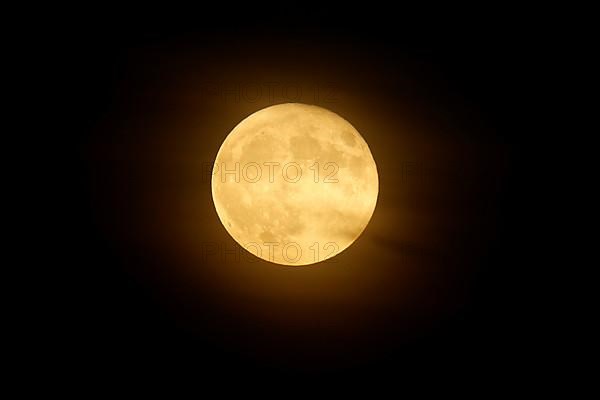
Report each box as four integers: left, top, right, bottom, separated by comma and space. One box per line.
211, 103, 378, 265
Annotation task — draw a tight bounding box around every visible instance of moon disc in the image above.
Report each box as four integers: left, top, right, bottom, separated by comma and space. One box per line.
211, 103, 378, 265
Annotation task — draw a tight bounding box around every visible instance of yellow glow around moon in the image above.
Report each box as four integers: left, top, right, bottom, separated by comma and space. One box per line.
211, 103, 378, 265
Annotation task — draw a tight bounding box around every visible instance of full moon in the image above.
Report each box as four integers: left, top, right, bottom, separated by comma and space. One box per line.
211, 103, 378, 265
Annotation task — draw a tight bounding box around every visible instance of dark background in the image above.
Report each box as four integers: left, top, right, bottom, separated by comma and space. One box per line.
47, 4, 539, 382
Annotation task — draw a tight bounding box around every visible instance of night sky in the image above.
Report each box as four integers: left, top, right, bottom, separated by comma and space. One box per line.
48, 3, 539, 382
